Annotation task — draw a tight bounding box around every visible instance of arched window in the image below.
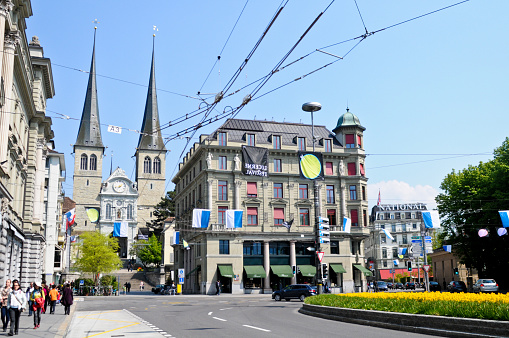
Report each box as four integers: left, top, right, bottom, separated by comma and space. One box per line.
127, 204, 133, 220
105, 203, 112, 219
80, 154, 88, 170
153, 157, 161, 174
89, 154, 97, 171
144, 156, 151, 173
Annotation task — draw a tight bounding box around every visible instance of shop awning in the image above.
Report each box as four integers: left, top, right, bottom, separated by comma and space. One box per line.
354, 264, 373, 277
186, 266, 200, 277
298, 265, 316, 277
218, 265, 234, 278
244, 265, 266, 278
271, 265, 293, 278
330, 264, 347, 274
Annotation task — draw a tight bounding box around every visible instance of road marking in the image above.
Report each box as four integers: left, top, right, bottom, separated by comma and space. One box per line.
219, 307, 232, 311
208, 312, 213, 316
243, 325, 271, 332
81, 322, 140, 338
213, 317, 227, 322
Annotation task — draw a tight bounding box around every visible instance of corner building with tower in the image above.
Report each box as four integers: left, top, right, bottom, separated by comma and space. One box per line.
172, 109, 371, 295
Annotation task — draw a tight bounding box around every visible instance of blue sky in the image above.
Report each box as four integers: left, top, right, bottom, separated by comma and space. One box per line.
26, 1, 508, 210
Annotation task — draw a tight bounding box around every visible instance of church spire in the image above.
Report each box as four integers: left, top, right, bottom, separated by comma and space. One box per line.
137, 36, 166, 151
75, 28, 104, 150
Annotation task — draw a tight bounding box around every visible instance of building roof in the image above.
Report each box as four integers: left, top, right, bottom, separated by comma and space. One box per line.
75, 31, 104, 150
332, 108, 365, 133
63, 196, 76, 214
137, 41, 166, 152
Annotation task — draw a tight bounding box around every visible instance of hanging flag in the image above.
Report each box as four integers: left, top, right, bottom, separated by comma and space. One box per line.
183, 240, 190, 249
173, 231, 180, 245
70, 235, 78, 243
65, 208, 76, 230
192, 209, 211, 228
226, 210, 243, 228
113, 222, 128, 237
382, 228, 394, 241
342, 217, 351, 233
443, 245, 452, 252
377, 189, 381, 206
422, 210, 441, 228
497, 228, 507, 236
478, 229, 488, 237
498, 211, 509, 228
282, 219, 294, 230
393, 259, 399, 266
398, 248, 407, 256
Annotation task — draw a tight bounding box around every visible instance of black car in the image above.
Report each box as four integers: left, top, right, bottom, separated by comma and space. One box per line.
429, 281, 441, 292
395, 283, 404, 289
447, 281, 467, 293
387, 282, 394, 289
405, 282, 416, 290
151, 284, 167, 294
272, 284, 317, 301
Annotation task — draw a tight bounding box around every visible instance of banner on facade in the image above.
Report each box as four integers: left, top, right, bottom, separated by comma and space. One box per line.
242, 146, 268, 177
298, 151, 324, 180
113, 221, 128, 237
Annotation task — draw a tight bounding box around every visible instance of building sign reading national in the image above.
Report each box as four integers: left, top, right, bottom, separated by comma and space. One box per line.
242, 146, 268, 177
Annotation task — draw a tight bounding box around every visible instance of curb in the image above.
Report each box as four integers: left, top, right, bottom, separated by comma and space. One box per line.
299, 304, 509, 338
55, 298, 79, 338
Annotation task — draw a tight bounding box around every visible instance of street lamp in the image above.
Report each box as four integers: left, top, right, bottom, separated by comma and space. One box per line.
302, 102, 322, 294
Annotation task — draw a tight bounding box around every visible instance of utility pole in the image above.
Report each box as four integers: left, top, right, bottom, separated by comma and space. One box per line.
420, 212, 430, 291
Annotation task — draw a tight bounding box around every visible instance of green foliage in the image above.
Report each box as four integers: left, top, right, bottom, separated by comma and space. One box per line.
436, 137, 509, 288
148, 190, 176, 229
137, 234, 162, 267
74, 231, 122, 285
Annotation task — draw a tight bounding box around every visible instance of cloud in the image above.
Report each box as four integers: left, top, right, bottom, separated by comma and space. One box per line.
368, 180, 438, 211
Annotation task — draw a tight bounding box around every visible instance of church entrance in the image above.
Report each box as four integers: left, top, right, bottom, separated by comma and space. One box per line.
118, 237, 128, 258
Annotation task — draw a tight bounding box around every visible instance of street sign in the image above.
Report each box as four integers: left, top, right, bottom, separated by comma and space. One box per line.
423, 265, 430, 272
319, 238, 330, 244
79, 280, 84, 286
178, 269, 185, 279
317, 251, 325, 263
178, 277, 184, 284
411, 236, 421, 239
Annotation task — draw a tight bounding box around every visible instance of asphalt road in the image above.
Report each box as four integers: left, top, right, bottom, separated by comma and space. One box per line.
76, 293, 434, 338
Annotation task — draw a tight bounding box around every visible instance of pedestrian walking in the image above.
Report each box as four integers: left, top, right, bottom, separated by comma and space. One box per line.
139, 281, 144, 291
25, 283, 34, 317
48, 285, 58, 314
127, 282, 131, 293
30, 282, 45, 329
215, 280, 221, 295
42, 284, 49, 314
7, 279, 26, 336
60, 284, 73, 315
1, 279, 11, 332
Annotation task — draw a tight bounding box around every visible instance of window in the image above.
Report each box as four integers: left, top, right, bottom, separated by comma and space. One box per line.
247, 207, 258, 225
274, 159, 282, 172
199, 160, 202, 171
247, 182, 257, 197
327, 209, 336, 225
105, 203, 112, 220
218, 181, 228, 201
402, 235, 408, 245
298, 137, 306, 151
299, 184, 308, 199
402, 224, 407, 232
299, 208, 310, 226
153, 157, 161, 174
127, 204, 133, 220
274, 208, 284, 225
380, 224, 385, 229
345, 134, 355, 148
347, 162, 356, 176
392, 224, 396, 232
362, 186, 366, 200
80, 154, 88, 170
89, 154, 97, 171
324, 139, 332, 152
198, 184, 202, 200
363, 210, 367, 227
401, 213, 405, 219
349, 185, 357, 200
330, 241, 339, 254
383, 260, 388, 268
325, 162, 333, 175
218, 156, 227, 170
219, 240, 230, 254
273, 183, 283, 198
326, 185, 334, 204
244, 242, 262, 255
390, 214, 395, 220
273, 135, 281, 149
392, 247, 398, 259
360, 163, 365, 176
218, 206, 228, 224
382, 248, 387, 258
144, 156, 151, 173
381, 235, 386, 244
218, 132, 227, 146
357, 135, 362, 148
247, 134, 255, 146
351, 209, 358, 226
413, 223, 417, 229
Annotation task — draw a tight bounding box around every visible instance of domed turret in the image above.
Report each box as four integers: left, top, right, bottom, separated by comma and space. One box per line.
332, 108, 365, 134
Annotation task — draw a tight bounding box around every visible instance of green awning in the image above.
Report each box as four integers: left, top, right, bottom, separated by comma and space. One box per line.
298, 265, 316, 277
330, 264, 347, 274
218, 264, 234, 278
244, 265, 266, 278
354, 264, 373, 277
186, 266, 200, 277
271, 265, 293, 278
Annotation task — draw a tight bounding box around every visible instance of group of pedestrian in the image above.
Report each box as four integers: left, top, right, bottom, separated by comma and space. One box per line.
123, 282, 131, 293
0, 279, 74, 336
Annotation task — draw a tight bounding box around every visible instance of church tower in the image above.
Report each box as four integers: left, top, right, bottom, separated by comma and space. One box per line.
72, 29, 104, 232
135, 39, 167, 229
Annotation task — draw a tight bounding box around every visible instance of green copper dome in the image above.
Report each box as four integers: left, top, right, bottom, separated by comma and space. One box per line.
332, 108, 365, 133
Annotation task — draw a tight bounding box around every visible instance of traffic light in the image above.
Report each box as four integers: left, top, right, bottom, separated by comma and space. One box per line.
322, 263, 328, 278
318, 217, 330, 244
292, 265, 296, 275
454, 268, 459, 275
407, 261, 412, 272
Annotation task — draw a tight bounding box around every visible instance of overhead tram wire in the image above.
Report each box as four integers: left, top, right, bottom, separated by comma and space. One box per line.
367, 153, 491, 170
353, 0, 369, 34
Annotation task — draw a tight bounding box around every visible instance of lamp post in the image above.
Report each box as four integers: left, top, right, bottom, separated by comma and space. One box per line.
302, 102, 322, 294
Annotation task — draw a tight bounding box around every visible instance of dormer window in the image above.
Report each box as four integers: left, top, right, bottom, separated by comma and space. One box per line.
297, 137, 306, 151
324, 139, 332, 152
273, 135, 281, 149
218, 132, 227, 146
345, 134, 355, 148
247, 134, 255, 146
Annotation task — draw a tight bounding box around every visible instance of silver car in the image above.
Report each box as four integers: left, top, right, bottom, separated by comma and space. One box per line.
473, 279, 499, 293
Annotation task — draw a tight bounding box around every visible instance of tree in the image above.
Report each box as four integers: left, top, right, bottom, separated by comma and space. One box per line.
147, 190, 176, 230
436, 137, 509, 289
137, 234, 162, 267
74, 231, 122, 285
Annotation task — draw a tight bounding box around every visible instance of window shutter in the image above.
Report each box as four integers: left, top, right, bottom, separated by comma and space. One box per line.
347, 163, 356, 176
325, 162, 333, 175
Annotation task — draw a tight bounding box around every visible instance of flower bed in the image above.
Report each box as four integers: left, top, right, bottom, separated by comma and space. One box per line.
305, 292, 509, 321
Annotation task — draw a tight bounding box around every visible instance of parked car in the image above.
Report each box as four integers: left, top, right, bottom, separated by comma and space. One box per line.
447, 281, 467, 293
387, 282, 394, 289
376, 281, 388, 291
272, 284, 317, 301
405, 282, 416, 290
151, 284, 167, 294
395, 283, 404, 289
473, 279, 498, 293
429, 281, 441, 292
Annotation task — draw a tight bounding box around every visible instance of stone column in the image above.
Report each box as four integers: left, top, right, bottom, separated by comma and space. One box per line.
207, 179, 214, 209
32, 138, 45, 222
263, 241, 270, 293
234, 180, 241, 209
0, 29, 17, 168
290, 241, 296, 284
